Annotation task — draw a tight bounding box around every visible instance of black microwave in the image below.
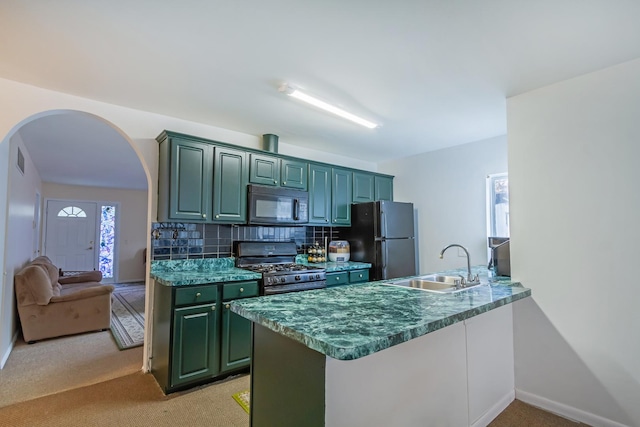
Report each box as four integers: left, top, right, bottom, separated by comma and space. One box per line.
247, 185, 309, 225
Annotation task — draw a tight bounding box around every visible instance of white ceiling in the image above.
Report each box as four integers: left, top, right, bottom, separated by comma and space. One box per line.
2, 1, 640, 189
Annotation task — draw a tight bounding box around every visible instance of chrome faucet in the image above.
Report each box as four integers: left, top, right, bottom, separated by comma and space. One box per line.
439, 244, 479, 285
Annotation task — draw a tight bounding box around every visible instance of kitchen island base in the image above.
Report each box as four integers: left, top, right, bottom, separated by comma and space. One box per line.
250, 303, 515, 427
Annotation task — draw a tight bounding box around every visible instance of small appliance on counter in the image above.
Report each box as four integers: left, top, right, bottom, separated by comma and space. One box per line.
488, 237, 511, 277
328, 240, 350, 262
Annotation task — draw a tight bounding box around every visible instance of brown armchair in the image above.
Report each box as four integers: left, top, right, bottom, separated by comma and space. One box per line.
14, 259, 114, 343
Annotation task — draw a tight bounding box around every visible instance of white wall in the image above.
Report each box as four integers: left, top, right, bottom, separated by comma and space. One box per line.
508, 58, 640, 426
0, 77, 377, 366
379, 136, 507, 274
42, 183, 148, 283
0, 136, 9, 366
1, 134, 42, 366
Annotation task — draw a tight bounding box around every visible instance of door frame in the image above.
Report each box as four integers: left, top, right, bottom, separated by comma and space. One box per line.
42, 198, 120, 283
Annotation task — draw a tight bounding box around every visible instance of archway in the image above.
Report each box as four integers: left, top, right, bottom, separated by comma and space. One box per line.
0, 109, 152, 400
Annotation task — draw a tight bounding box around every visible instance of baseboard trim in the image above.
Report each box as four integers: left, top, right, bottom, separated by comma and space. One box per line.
516, 389, 630, 427
471, 390, 515, 427
0, 331, 18, 369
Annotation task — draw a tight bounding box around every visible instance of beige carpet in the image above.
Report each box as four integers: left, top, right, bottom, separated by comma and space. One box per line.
0, 331, 142, 408
0, 372, 250, 427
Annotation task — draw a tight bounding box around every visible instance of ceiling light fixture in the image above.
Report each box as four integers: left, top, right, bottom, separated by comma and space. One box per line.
279, 84, 378, 129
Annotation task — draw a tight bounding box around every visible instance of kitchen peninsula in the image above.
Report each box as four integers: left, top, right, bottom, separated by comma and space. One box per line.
231, 267, 531, 427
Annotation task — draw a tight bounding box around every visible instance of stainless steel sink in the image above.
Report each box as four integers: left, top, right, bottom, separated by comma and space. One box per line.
383, 274, 484, 293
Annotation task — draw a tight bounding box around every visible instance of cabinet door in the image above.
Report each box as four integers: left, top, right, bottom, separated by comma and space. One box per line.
168, 139, 212, 221
353, 172, 375, 203
331, 168, 353, 226
326, 272, 349, 287
212, 147, 248, 223
249, 153, 280, 186
374, 175, 394, 201
308, 164, 331, 225
221, 302, 252, 373
281, 159, 308, 190
171, 303, 219, 387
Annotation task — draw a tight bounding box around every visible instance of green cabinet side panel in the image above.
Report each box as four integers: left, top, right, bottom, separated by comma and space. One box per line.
169, 139, 211, 221
171, 303, 220, 388
331, 168, 353, 226
280, 159, 308, 190
251, 324, 325, 427
374, 175, 394, 201
353, 172, 375, 203
212, 147, 248, 223
308, 164, 331, 225
249, 153, 280, 186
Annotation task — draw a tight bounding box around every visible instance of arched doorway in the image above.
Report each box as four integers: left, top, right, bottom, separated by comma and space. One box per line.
0, 109, 151, 404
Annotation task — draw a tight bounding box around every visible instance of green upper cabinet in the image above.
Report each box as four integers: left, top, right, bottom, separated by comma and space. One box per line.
249, 153, 280, 186
212, 146, 248, 223
249, 154, 308, 190
374, 175, 394, 201
353, 172, 375, 203
331, 168, 353, 226
308, 163, 331, 225
280, 159, 308, 190
161, 138, 212, 222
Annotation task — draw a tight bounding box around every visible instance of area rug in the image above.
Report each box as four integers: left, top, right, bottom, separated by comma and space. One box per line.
110, 285, 145, 350
232, 390, 250, 414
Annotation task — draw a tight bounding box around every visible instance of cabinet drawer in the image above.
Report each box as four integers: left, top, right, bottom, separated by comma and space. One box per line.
175, 285, 218, 306
349, 269, 369, 284
223, 281, 259, 300
326, 272, 349, 287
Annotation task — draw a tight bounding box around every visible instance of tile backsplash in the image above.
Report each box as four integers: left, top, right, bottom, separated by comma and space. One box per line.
151, 222, 338, 261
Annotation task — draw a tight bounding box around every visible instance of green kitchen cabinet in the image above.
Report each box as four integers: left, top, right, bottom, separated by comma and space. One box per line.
171, 302, 220, 387
212, 146, 248, 223
326, 269, 369, 288
308, 163, 332, 225
249, 153, 280, 186
353, 172, 375, 203
220, 281, 259, 373
249, 154, 308, 191
151, 280, 257, 394
374, 175, 394, 201
331, 167, 353, 226
159, 138, 212, 222
280, 159, 308, 190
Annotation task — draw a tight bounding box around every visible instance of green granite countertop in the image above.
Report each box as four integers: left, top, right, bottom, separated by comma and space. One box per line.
150, 258, 261, 286
231, 266, 530, 361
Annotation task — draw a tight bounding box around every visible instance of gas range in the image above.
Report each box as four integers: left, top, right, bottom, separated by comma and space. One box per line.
236, 242, 326, 295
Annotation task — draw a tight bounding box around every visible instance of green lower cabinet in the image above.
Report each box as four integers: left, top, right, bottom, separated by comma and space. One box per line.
220, 280, 259, 373
326, 269, 369, 287
152, 280, 258, 394
221, 304, 252, 373
171, 303, 220, 388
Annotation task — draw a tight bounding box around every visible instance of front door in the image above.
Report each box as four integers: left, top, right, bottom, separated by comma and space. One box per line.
44, 200, 97, 271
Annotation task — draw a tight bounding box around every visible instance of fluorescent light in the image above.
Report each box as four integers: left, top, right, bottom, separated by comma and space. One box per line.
279, 84, 378, 129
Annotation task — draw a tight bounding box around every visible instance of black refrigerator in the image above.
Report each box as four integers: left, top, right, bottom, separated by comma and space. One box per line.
344, 200, 416, 281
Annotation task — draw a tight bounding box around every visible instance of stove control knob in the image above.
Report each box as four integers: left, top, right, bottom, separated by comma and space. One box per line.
280, 277, 286, 283
295, 275, 301, 281
315, 274, 320, 279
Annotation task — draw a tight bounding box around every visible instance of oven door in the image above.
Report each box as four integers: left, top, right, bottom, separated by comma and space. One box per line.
248, 185, 308, 225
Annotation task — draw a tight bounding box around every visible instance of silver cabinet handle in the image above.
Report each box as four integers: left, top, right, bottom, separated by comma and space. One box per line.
239, 287, 244, 292
211, 306, 216, 311
202, 213, 207, 218
225, 304, 230, 309
195, 292, 201, 297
